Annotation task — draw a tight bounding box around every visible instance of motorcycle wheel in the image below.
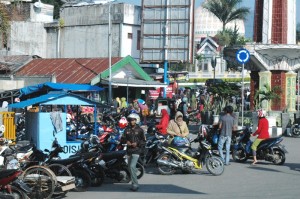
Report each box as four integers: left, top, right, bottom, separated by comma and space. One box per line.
232, 149, 248, 162
272, 148, 286, 165
90, 165, 105, 187
48, 164, 72, 197
205, 155, 224, 176
8, 186, 28, 199
292, 128, 300, 137
136, 162, 144, 179
71, 169, 91, 192
157, 153, 176, 175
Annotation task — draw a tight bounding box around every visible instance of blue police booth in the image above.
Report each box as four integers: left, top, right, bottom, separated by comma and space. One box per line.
9, 83, 105, 158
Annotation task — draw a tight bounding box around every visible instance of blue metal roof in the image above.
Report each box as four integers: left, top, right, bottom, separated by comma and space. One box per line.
19, 82, 104, 97
9, 92, 99, 109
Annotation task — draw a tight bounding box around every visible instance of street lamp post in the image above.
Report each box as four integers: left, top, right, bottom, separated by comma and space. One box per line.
108, 0, 115, 105
125, 71, 132, 104
211, 56, 217, 84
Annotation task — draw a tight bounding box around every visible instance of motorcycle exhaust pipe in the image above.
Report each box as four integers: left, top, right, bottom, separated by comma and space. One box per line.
157, 159, 179, 168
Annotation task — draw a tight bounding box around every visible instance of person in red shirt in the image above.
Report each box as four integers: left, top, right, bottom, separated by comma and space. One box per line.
156, 109, 169, 135
251, 109, 270, 165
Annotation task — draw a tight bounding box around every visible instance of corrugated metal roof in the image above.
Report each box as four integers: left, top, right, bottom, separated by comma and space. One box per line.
15, 57, 123, 84
0, 55, 34, 73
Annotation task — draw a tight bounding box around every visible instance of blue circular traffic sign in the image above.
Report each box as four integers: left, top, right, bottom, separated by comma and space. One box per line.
236, 49, 250, 64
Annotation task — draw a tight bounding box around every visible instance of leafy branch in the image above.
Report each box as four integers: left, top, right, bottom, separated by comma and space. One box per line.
254, 84, 281, 110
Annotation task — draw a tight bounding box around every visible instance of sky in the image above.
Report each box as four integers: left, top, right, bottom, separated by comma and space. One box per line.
117, 0, 300, 39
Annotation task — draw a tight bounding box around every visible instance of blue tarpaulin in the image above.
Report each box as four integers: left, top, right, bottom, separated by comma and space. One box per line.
19, 82, 104, 97
9, 92, 100, 109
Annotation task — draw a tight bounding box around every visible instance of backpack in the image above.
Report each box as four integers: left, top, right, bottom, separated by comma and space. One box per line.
177, 101, 185, 113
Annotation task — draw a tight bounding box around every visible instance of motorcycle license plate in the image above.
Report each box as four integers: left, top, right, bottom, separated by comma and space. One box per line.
61, 183, 76, 191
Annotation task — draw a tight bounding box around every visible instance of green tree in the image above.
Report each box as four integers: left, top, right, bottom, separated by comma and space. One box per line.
0, 4, 10, 47
203, 0, 250, 32
254, 84, 281, 110
207, 82, 241, 114
215, 26, 251, 47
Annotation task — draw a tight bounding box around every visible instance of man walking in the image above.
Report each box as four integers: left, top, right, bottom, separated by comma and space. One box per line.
218, 106, 237, 165
121, 113, 145, 191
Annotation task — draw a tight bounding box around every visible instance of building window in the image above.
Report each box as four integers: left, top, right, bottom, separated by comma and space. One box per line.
128, 33, 133, 39
204, 62, 208, 71
137, 30, 141, 50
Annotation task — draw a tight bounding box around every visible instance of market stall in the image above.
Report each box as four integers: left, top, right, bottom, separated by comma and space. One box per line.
8, 91, 106, 158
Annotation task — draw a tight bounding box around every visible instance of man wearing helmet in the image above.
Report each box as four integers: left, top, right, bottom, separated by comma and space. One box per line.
251, 109, 270, 165
121, 113, 145, 191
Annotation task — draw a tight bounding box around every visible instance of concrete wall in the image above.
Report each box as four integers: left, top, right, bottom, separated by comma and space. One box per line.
54, 3, 140, 59
121, 24, 140, 60
0, 80, 25, 91
10, 21, 47, 57
30, 3, 54, 23
287, 0, 296, 44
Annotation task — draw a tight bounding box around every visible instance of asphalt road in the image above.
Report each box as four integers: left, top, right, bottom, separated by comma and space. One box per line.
66, 129, 300, 199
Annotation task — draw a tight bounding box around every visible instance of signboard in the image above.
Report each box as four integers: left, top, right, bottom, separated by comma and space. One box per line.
141, 0, 194, 63
236, 49, 250, 64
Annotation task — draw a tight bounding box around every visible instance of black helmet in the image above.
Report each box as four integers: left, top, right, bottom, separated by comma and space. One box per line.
90, 135, 100, 146
147, 125, 156, 135
81, 140, 90, 152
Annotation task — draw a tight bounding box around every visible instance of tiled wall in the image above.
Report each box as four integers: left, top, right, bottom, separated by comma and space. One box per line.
271, 0, 288, 44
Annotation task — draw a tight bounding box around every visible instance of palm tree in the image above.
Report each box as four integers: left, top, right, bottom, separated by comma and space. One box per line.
203, 0, 250, 32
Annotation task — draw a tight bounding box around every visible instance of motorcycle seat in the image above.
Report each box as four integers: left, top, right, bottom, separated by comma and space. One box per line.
48, 155, 82, 165
72, 152, 98, 160
101, 150, 126, 161
0, 169, 18, 179
259, 137, 282, 146
233, 129, 244, 134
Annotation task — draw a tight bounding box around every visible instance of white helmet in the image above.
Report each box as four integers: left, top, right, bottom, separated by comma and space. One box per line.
127, 113, 140, 124
257, 109, 266, 118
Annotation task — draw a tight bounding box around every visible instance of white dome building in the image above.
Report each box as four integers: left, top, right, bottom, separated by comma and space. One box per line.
194, 5, 245, 41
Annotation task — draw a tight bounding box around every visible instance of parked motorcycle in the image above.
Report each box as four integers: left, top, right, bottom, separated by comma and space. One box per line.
199, 124, 244, 153
140, 125, 168, 166
156, 131, 225, 176
80, 135, 144, 182
232, 126, 287, 165
15, 112, 26, 141
0, 169, 32, 199
291, 123, 300, 137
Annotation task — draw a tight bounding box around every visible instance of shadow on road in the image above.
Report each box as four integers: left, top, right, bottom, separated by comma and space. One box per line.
86, 183, 206, 195
284, 162, 300, 172
247, 164, 282, 173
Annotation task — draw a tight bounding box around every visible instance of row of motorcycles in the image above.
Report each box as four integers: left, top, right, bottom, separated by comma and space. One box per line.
199, 124, 288, 165
0, 135, 145, 198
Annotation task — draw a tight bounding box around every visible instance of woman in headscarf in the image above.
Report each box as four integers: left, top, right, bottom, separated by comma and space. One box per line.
156, 109, 169, 135
167, 111, 189, 138
121, 97, 128, 108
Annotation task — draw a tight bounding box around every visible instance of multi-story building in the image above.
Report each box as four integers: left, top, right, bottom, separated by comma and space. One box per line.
3, 2, 142, 62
